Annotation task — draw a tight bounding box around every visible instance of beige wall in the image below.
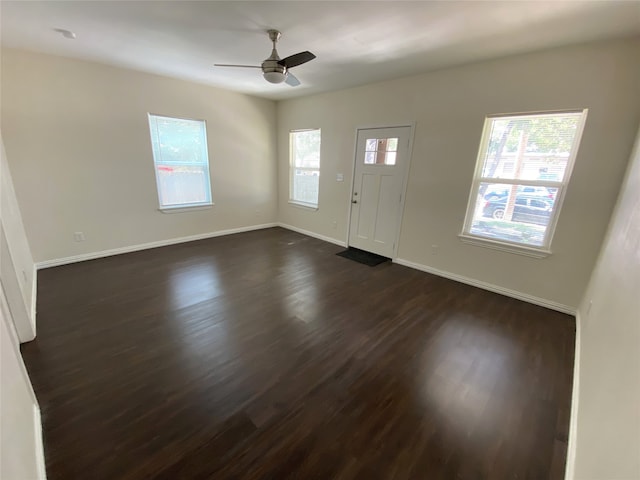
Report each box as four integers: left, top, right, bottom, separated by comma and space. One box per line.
0, 134, 42, 476
570, 126, 640, 479
0, 287, 43, 479
1, 49, 277, 263
277, 37, 640, 310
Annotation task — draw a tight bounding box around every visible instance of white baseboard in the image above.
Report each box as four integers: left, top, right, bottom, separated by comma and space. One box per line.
33, 404, 46, 480
36, 223, 278, 269
564, 310, 581, 480
393, 257, 576, 315
277, 223, 347, 247
34, 223, 574, 314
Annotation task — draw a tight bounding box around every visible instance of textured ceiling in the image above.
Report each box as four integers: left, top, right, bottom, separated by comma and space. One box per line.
1, 1, 639, 100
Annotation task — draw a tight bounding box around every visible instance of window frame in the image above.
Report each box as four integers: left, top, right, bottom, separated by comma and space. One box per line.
460, 109, 588, 257
148, 113, 213, 212
289, 128, 321, 209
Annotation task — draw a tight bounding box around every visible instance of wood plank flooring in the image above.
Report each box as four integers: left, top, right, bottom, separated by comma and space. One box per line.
21, 227, 575, 479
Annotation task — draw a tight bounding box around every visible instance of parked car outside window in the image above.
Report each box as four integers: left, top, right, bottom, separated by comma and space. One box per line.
482, 195, 554, 226
483, 184, 554, 201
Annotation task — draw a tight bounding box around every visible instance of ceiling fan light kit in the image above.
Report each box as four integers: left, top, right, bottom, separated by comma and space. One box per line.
214, 29, 315, 87
264, 71, 286, 84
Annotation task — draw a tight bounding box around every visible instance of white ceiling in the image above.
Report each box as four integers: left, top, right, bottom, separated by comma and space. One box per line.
1, 1, 639, 100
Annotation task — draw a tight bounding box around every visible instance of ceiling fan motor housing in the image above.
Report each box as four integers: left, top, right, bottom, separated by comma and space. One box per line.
262, 59, 286, 83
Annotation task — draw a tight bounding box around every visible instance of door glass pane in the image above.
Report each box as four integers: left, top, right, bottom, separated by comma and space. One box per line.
366, 138, 378, 151
363, 137, 399, 165
386, 151, 397, 165
364, 151, 377, 164
386, 138, 398, 151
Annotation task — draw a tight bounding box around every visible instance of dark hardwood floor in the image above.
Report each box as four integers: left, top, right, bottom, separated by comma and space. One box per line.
22, 227, 575, 479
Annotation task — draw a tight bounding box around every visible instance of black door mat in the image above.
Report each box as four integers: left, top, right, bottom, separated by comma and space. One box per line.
336, 247, 390, 266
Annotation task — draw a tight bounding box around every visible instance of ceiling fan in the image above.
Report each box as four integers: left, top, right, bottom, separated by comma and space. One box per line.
214, 30, 316, 86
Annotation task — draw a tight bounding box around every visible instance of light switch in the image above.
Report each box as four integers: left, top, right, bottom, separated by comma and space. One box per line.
336, 173, 344, 182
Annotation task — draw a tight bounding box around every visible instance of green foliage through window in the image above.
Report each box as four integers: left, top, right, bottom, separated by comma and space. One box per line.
464, 110, 588, 251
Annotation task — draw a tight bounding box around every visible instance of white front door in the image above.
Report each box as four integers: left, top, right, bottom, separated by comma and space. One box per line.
348, 126, 411, 258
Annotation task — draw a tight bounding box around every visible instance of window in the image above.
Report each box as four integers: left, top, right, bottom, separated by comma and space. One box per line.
461, 110, 588, 255
148, 114, 212, 210
289, 129, 321, 208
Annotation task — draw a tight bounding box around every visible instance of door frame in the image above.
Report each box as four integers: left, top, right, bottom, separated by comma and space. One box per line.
345, 122, 416, 259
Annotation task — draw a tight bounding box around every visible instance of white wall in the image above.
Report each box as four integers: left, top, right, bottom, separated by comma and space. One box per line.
569, 125, 640, 479
0, 132, 43, 477
0, 134, 36, 341
277, 37, 640, 310
0, 291, 44, 479
1, 49, 277, 263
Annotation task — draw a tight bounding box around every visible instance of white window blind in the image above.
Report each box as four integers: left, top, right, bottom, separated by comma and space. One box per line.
148, 114, 212, 210
289, 129, 321, 207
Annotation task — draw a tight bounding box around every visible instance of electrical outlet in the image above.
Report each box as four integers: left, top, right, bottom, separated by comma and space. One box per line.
73, 232, 85, 242
336, 173, 344, 182
431, 244, 439, 255
331, 221, 337, 230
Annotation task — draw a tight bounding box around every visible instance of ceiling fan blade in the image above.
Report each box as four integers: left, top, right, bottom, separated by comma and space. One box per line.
214, 64, 261, 69
278, 51, 316, 69
285, 72, 300, 87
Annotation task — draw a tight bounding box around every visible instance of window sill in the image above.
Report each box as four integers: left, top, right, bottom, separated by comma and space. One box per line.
159, 204, 213, 214
458, 234, 551, 258
288, 200, 318, 211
